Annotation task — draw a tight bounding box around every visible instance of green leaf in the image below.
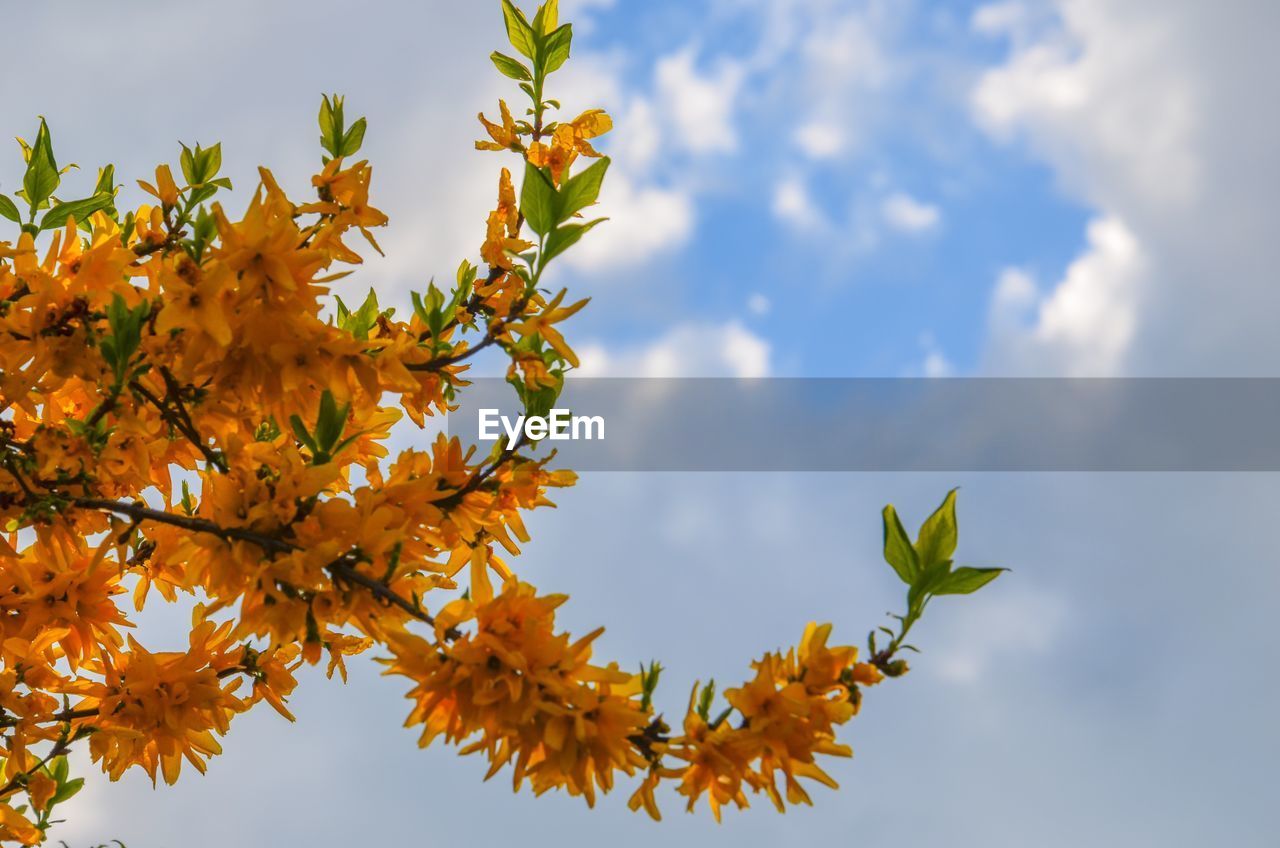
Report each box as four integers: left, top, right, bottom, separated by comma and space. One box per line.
932, 566, 1006, 596
916, 488, 959, 570
187, 184, 217, 207
542, 217, 606, 264
179, 144, 197, 185
314, 390, 346, 453
319, 95, 336, 149
638, 660, 662, 711
290, 415, 316, 453
557, 156, 608, 223
882, 504, 919, 584
340, 118, 367, 157
413, 283, 448, 341
543, 23, 572, 74
189, 207, 217, 262
23, 118, 60, 211
491, 51, 533, 81
695, 679, 716, 721
336, 288, 381, 339
0, 194, 19, 223
200, 143, 222, 181
39, 192, 114, 231
102, 293, 150, 387
521, 375, 562, 422
50, 777, 84, 806
520, 161, 557, 236
500, 0, 538, 60
94, 164, 117, 196
538, 0, 559, 33
319, 94, 345, 158
907, 560, 951, 612
319, 96, 336, 141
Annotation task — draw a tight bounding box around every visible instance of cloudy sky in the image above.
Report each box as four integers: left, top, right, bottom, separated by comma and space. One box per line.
4, 0, 1278, 845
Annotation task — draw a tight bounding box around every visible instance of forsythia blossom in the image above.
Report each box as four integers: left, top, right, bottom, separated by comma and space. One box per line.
0, 2, 1001, 843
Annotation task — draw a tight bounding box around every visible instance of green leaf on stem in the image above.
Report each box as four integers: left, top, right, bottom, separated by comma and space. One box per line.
501, 0, 538, 60
557, 156, 608, 223
491, 51, 533, 81
882, 504, 919, 584
520, 161, 557, 236
932, 566, 1007, 596
39, 192, 114, 231
0, 194, 20, 223
543, 23, 572, 74
22, 118, 60, 212
916, 487, 958, 570
542, 217, 606, 264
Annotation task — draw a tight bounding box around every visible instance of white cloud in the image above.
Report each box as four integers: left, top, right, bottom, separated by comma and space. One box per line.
562, 0, 615, 11
1030, 216, 1142, 371
918, 332, 955, 377
987, 216, 1143, 376
992, 266, 1037, 312
793, 120, 845, 159
972, 0, 1200, 211
547, 43, 748, 275
654, 48, 745, 154
612, 98, 661, 174
971, 1, 1030, 38
971, 0, 1280, 375
881, 191, 941, 233
551, 52, 695, 274
576, 321, 770, 378
561, 174, 693, 273
801, 11, 890, 89
771, 177, 824, 230
747, 293, 771, 316
923, 352, 953, 378
932, 585, 1068, 685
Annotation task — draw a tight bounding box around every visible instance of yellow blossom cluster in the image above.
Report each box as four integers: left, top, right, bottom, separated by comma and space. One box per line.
0, 1, 1002, 843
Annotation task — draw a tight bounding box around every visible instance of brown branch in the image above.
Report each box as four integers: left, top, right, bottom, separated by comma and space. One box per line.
72, 497, 292, 555
129, 378, 227, 472
0, 708, 97, 731
325, 557, 436, 627
70, 498, 443, 629
406, 274, 531, 373
406, 334, 500, 372
0, 719, 82, 801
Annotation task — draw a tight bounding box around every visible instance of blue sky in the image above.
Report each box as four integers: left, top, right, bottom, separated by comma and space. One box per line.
552, 0, 1093, 377
4, 1, 1279, 845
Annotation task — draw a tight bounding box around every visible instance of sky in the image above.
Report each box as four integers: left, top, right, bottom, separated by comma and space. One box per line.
3, 1, 1279, 845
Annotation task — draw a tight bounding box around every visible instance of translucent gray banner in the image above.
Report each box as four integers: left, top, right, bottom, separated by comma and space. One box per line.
445, 378, 1280, 471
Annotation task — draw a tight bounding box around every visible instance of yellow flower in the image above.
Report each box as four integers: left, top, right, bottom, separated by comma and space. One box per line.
0, 13, 954, 834
668, 688, 753, 821
476, 99, 522, 151
0, 531, 130, 672
480, 168, 532, 270
0, 803, 41, 846
75, 622, 247, 785
155, 258, 233, 346
26, 771, 56, 812
504, 288, 589, 367
138, 164, 181, 207
527, 109, 612, 184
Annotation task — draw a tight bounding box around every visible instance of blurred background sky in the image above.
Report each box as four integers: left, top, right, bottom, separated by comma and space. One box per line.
3, 1, 1278, 845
